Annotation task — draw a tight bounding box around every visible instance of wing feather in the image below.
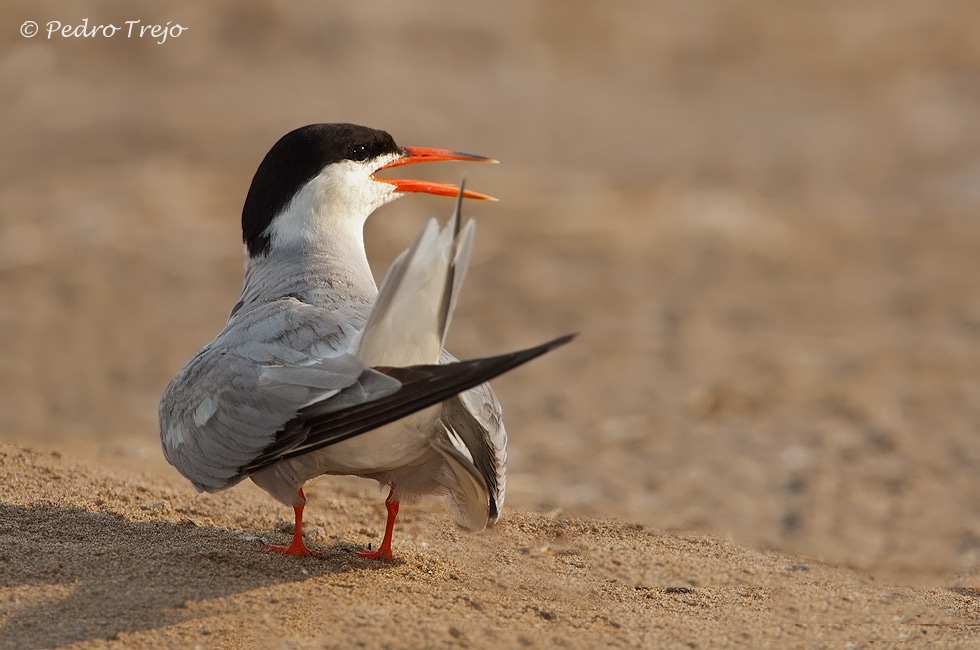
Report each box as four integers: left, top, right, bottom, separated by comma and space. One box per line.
159, 297, 367, 492
238, 335, 573, 475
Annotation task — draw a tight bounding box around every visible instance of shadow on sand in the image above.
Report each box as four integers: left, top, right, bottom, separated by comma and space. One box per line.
0, 502, 370, 649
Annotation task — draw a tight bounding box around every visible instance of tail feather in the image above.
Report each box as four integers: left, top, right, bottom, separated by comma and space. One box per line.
437, 180, 474, 345
432, 432, 491, 531
354, 185, 474, 367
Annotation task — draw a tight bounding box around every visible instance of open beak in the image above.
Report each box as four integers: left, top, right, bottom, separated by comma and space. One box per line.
371, 147, 498, 201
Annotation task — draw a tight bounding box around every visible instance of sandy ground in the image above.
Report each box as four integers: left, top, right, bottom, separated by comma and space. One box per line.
4, 444, 980, 650
4, 0, 980, 647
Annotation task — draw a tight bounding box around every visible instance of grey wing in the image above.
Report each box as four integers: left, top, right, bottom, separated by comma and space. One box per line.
158, 299, 399, 493
439, 349, 508, 522
160, 296, 560, 497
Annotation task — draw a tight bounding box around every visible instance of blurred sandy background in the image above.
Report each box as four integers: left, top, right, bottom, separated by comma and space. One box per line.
3, 0, 980, 595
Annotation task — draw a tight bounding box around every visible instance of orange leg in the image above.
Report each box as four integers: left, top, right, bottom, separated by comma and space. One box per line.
356, 486, 399, 562
264, 489, 321, 557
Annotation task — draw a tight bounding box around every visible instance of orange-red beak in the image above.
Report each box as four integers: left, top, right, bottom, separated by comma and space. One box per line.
371, 147, 497, 200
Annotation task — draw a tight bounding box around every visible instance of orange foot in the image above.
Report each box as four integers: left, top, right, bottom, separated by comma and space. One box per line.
264, 538, 322, 557
356, 486, 399, 562
264, 489, 321, 556
356, 544, 394, 562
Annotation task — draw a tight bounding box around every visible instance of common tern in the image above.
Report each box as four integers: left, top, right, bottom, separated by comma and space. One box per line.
159, 123, 570, 560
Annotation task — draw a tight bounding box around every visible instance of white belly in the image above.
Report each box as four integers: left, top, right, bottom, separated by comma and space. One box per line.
301, 405, 439, 476
249, 405, 447, 507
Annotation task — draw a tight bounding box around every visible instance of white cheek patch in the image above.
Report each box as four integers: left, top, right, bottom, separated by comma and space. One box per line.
262, 158, 402, 251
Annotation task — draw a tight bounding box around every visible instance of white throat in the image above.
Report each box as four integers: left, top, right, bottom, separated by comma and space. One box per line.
241, 154, 403, 310
264, 155, 400, 256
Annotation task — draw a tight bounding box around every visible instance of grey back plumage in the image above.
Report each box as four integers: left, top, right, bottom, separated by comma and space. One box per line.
159, 296, 387, 492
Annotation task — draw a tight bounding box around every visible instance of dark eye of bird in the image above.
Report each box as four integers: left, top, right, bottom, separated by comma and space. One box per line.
350, 144, 368, 161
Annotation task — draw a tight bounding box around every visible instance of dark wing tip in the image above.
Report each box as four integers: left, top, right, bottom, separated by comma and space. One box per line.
517, 333, 576, 359
540, 332, 577, 351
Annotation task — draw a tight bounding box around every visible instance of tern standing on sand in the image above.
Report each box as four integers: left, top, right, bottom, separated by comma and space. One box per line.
159, 124, 570, 560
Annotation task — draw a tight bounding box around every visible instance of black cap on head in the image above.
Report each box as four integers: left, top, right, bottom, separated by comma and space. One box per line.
242, 123, 402, 257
